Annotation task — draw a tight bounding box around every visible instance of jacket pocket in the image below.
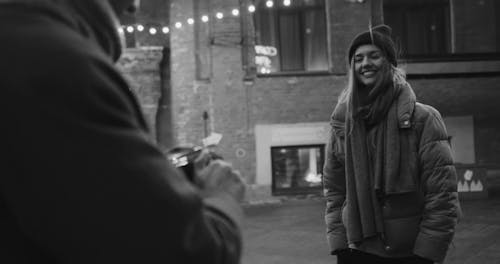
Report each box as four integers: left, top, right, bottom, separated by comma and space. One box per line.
383, 215, 421, 253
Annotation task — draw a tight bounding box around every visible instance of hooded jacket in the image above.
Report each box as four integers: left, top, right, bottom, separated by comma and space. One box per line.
0, 1, 242, 263
323, 83, 460, 262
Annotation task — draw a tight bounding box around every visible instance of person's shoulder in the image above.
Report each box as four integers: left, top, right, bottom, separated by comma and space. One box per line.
413, 102, 448, 142
40, 26, 112, 75
413, 102, 443, 123
6, 15, 114, 79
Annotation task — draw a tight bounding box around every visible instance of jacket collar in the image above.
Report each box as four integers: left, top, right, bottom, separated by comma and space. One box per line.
396, 82, 416, 128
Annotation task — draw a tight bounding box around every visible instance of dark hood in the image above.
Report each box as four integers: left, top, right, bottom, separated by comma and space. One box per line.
0, 0, 123, 61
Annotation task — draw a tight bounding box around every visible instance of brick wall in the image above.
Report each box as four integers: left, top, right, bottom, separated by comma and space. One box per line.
166, 0, 500, 186
410, 76, 500, 166
116, 47, 163, 140
169, 0, 358, 183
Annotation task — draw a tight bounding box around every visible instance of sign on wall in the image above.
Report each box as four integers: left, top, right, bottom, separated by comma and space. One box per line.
456, 166, 488, 199
255, 45, 277, 74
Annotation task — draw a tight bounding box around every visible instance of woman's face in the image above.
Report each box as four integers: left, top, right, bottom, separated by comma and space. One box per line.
353, 44, 386, 88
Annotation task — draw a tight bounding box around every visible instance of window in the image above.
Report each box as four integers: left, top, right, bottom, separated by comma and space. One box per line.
384, 0, 500, 61
254, 0, 329, 74
271, 145, 324, 195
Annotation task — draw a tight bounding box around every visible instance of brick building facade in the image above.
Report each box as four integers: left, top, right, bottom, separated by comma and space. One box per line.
121, 0, 500, 197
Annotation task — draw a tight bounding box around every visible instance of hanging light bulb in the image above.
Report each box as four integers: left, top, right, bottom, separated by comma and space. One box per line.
175, 22, 182, 28
216, 12, 224, 19
201, 15, 209, 22
266, 0, 274, 8
283, 0, 291, 6
162, 26, 169, 34
149, 27, 157, 35
248, 4, 256, 13
136, 24, 144, 32
118, 26, 124, 34
126, 25, 134, 33
187, 18, 194, 25
232, 8, 239, 16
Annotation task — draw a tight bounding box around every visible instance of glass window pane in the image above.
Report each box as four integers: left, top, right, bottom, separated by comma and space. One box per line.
303, 9, 328, 71
453, 0, 499, 54
254, 0, 328, 73
271, 145, 324, 194
279, 11, 304, 71
384, 0, 500, 58
255, 9, 281, 73
404, 7, 449, 55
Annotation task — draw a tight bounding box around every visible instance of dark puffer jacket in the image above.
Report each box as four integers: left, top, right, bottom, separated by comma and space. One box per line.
323, 88, 460, 262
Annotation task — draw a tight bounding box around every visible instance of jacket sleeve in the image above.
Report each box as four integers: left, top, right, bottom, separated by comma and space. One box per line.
323, 122, 348, 254
413, 106, 460, 263
2, 45, 242, 264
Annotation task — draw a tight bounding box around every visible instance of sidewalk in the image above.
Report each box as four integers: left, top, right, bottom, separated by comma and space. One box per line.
241, 196, 500, 264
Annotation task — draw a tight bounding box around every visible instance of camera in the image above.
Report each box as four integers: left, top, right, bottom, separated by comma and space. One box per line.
166, 133, 223, 182
166, 146, 203, 182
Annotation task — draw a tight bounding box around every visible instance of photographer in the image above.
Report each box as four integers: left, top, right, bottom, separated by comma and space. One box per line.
0, 0, 245, 263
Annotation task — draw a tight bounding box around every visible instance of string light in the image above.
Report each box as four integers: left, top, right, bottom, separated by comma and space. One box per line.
284, 0, 291, 6
121, 3, 267, 36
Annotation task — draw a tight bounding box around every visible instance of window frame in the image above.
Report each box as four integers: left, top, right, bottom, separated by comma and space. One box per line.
253, 0, 331, 77
270, 144, 325, 196
384, 0, 500, 63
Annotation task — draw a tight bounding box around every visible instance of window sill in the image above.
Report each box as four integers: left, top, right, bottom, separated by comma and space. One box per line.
256, 70, 332, 78
402, 60, 500, 77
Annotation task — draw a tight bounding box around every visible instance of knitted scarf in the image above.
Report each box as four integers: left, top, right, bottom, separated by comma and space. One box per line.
344, 81, 416, 244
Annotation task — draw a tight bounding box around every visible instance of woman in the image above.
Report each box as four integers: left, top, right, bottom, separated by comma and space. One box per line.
323, 25, 460, 264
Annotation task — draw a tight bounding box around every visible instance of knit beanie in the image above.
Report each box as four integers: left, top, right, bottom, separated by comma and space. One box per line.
347, 24, 397, 66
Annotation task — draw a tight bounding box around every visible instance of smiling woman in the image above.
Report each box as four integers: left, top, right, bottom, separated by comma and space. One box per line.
323, 24, 460, 264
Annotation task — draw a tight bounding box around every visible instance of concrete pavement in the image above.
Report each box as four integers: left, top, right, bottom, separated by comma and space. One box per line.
241, 196, 500, 264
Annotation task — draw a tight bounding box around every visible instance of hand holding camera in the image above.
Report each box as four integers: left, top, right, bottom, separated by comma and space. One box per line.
195, 158, 246, 202
166, 134, 246, 202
